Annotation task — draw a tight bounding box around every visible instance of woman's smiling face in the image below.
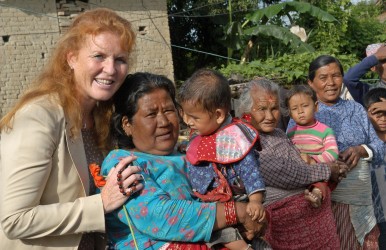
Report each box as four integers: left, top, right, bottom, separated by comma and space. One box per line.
308, 62, 343, 106
67, 31, 129, 107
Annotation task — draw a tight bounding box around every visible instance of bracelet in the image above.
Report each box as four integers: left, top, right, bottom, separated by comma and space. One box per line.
224, 200, 237, 226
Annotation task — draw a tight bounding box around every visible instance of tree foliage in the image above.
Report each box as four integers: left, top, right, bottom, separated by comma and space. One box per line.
168, 0, 263, 84
220, 52, 358, 87
167, 0, 386, 85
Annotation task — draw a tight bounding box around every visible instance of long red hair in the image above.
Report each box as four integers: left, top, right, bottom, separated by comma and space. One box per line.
0, 8, 136, 152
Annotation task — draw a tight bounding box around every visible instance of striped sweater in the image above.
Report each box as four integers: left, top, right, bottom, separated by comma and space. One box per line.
287, 120, 339, 163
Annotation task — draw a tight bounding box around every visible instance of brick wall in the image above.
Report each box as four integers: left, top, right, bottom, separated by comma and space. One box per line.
0, 0, 173, 117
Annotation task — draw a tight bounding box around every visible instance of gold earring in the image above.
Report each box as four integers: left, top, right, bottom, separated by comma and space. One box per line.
122, 124, 131, 137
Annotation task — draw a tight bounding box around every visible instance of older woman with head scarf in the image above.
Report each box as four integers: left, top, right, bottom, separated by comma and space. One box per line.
237, 78, 347, 250
292, 55, 385, 249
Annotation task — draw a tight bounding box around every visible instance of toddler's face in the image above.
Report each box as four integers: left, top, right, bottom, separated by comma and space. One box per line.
288, 93, 317, 127
181, 102, 221, 136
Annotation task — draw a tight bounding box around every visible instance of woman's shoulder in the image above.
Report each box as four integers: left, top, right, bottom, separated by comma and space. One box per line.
17, 94, 63, 119
104, 149, 133, 162
318, 99, 366, 116
338, 98, 365, 110
101, 149, 132, 174
259, 128, 288, 143
341, 99, 368, 118
272, 128, 287, 137
5, 94, 65, 138
103, 150, 185, 168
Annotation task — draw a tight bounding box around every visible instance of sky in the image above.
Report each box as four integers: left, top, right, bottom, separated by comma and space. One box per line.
351, 0, 372, 3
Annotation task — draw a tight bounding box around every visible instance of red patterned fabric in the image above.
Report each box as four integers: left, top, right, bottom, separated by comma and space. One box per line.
192, 163, 233, 202
265, 190, 340, 250
186, 119, 258, 165
166, 242, 211, 250
331, 202, 379, 250
241, 113, 252, 123
363, 226, 380, 250
187, 119, 259, 203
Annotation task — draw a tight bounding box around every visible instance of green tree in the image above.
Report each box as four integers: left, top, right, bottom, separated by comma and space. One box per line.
168, 0, 269, 83
235, 1, 337, 63
300, 0, 386, 57
220, 0, 386, 85
168, 0, 386, 85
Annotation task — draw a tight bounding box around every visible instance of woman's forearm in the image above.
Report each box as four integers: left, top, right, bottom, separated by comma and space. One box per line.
214, 202, 266, 240
213, 202, 246, 231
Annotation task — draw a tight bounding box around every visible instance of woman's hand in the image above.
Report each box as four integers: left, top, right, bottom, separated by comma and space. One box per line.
235, 203, 267, 240
240, 213, 267, 240
101, 156, 144, 214
327, 161, 348, 183
338, 146, 368, 170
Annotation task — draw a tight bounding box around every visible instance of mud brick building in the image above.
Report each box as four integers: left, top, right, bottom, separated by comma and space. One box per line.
0, 0, 173, 117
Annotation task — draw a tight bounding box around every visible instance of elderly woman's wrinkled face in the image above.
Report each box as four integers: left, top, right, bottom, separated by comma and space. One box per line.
308, 63, 343, 106
249, 89, 280, 133
123, 88, 180, 156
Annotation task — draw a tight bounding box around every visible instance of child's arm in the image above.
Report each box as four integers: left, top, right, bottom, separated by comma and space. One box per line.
234, 150, 265, 221
247, 192, 265, 222
312, 127, 339, 163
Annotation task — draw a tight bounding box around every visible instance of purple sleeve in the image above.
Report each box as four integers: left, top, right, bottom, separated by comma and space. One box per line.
343, 55, 377, 104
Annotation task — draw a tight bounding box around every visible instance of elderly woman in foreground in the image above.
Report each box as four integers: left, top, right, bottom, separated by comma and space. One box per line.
237, 78, 348, 250
98, 72, 266, 250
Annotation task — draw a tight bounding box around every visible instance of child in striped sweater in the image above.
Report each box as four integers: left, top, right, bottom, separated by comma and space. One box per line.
285, 85, 339, 208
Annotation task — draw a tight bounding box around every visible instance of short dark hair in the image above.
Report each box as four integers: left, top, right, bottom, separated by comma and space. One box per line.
308, 55, 344, 81
363, 87, 386, 109
178, 68, 231, 113
284, 85, 317, 110
111, 72, 178, 149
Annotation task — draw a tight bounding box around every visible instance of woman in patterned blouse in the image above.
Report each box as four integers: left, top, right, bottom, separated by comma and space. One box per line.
99, 72, 266, 250
303, 55, 385, 250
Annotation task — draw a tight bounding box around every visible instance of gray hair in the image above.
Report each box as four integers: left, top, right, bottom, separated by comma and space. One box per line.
237, 78, 280, 115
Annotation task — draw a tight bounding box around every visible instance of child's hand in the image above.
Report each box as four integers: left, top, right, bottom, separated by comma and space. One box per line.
246, 200, 265, 222
300, 153, 312, 164
299, 153, 317, 165
368, 99, 386, 114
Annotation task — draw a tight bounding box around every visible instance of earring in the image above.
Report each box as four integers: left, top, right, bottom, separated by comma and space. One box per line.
122, 124, 131, 137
